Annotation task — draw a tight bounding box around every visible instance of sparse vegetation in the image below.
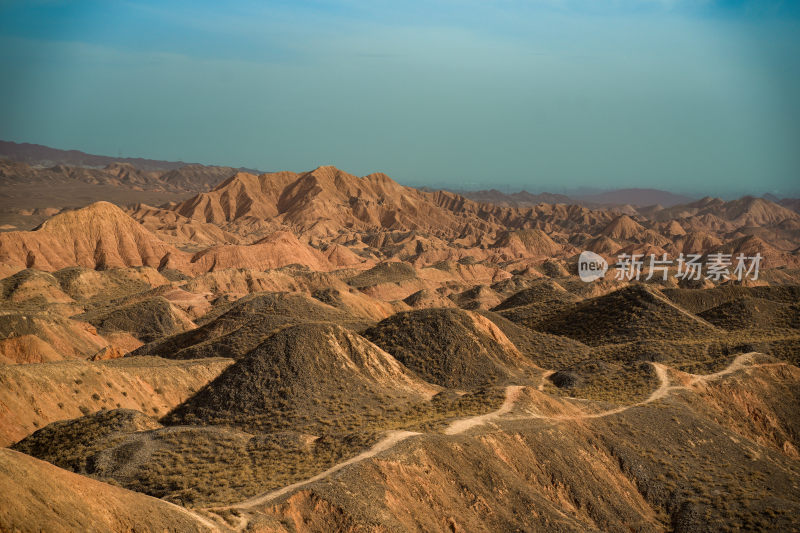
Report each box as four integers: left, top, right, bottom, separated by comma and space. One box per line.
364, 308, 531, 388
75, 296, 192, 342
346, 261, 417, 288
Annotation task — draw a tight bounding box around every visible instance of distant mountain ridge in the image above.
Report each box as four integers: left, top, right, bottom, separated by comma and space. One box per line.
572, 188, 696, 208
453, 189, 572, 206
457, 187, 695, 208
0, 140, 262, 174
1, 140, 695, 209
11, 140, 794, 214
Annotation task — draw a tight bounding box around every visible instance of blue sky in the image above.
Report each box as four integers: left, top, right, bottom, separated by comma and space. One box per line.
1, 0, 798, 196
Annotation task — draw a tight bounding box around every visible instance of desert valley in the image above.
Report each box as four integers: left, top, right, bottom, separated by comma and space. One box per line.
0, 143, 798, 532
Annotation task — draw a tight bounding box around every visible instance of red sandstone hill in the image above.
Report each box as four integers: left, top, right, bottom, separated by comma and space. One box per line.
146, 165, 800, 270
492, 229, 563, 258
0, 201, 354, 276
600, 214, 647, 241
188, 231, 335, 272
173, 166, 498, 239
175, 171, 299, 224
0, 202, 183, 275
430, 190, 615, 234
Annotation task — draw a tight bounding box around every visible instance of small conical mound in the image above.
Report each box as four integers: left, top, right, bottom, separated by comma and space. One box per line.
347, 261, 418, 289
698, 297, 798, 331
665, 220, 686, 236
492, 279, 580, 326
493, 229, 562, 257
0, 269, 73, 304
493, 279, 575, 311
403, 289, 456, 309
133, 291, 364, 360
674, 231, 722, 254
164, 323, 434, 433
584, 235, 620, 255
0, 311, 109, 364
536, 285, 717, 346
600, 214, 646, 241
540, 259, 570, 278
0, 202, 185, 274
713, 235, 784, 266
450, 284, 502, 310
75, 296, 195, 343
364, 308, 531, 388
662, 284, 800, 314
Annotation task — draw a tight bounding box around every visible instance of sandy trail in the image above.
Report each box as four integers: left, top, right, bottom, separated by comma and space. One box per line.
236, 430, 420, 509
444, 385, 525, 435
688, 352, 756, 385
538, 370, 554, 391
516, 352, 764, 422
163, 500, 221, 531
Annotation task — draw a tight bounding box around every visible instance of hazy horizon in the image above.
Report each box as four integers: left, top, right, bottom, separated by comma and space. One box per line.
1, 0, 799, 197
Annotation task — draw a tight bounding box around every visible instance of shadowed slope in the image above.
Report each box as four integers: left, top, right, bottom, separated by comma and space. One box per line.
76, 296, 196, 342
364, 308, 534, 388
132, 291, 366, 360
164, 323, 436, 434
535, 285, 718, 346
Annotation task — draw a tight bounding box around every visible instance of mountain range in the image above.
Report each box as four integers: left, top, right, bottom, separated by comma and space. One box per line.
1, 163, 798, 280
0, 143, 799, 532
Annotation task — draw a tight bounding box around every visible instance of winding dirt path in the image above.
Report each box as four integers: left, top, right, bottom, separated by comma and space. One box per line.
538, 370, 555, 391
688, 352, 756, 384
163, 500, 221, 531
218, 351, 768, 524
237, 430, 420, 509
515, 352, 762, 422
526, 363, 672, 421
444, 385, 525, 435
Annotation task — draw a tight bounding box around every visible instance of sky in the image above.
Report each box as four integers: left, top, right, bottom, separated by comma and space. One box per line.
0, 0, 798, 197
